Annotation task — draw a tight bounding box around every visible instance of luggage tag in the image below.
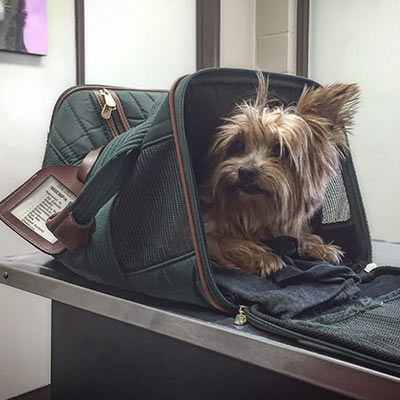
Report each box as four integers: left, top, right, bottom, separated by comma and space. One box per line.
0, 165, 84, 254
0, 148, 102, 254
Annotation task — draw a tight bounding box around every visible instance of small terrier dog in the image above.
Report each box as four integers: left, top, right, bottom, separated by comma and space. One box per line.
200, 74, 359, 277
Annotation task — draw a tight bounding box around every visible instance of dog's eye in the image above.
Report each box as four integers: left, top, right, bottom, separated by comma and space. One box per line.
226, 139, 245, 157
271, 144, 289, 158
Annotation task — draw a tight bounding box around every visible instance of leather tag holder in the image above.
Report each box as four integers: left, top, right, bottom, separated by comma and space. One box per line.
0, 148, 102, 254
46, 206, 95, 252
0, 165, 85, 254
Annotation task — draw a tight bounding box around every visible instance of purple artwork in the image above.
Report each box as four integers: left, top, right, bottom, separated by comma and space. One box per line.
0, 0, 47, 55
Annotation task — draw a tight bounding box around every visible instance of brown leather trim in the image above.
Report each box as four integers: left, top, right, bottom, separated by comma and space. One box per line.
46, 207, 95, 251
110, 90, 131, 132
0, 165, 84, 254
78, 147, 103, 183
93, 90, 119, 138
169, 77, 228, 313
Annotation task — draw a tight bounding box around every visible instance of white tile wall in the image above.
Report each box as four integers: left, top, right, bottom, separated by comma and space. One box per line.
220, 0, 256, 69
256, 0, 297, 74
257, 34, 290, 73
256, 0, 290, 36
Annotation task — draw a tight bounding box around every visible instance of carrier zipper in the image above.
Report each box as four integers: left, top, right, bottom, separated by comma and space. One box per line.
99, 88, 116, 119
169, 75, 233, 313
110, 90, 131, 132
93, 89, 119, 138
93, 88, 131, 137
234, 305, 248, 326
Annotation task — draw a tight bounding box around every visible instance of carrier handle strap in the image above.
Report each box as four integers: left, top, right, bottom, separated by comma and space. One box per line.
71, 128, 146, 223
46, 93, 166, 251
46, 127, 147, 251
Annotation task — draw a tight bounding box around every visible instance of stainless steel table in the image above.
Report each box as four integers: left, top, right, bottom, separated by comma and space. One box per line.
1, 247, 399, 400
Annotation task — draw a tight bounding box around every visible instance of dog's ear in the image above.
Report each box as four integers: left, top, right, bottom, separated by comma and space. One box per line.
296, 84, 360, 138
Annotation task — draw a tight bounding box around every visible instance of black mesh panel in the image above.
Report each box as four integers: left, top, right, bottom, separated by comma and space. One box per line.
299, 297, 400, 363
254, 295, 400, 370
311, 152, 371, 267
322, 169, 351, 225
111, 139, 193, 274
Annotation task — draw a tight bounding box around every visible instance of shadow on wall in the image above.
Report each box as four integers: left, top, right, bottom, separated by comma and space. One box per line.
0, 50, 42, 66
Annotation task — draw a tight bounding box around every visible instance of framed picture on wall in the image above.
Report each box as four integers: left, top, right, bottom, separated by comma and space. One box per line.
0, 0, 47, 55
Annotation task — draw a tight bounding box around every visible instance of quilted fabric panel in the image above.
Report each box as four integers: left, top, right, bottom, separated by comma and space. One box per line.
49, 91, 110, 166
116, 90, 166, 128
43, 88, 165, 167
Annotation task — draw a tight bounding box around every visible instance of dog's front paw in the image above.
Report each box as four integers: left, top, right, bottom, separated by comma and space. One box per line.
258, 253, 283, 277
255, 251, 284, 277
207, 234, 284, 277
300, 233, 344, 264
302, 241, 344, 264
234, 242, 284, 277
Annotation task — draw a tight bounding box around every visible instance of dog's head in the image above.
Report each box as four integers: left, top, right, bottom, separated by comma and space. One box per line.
202, 74, 359, 236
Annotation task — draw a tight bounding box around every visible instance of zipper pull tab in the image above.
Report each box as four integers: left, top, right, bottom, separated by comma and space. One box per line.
100, 88, 116, 120
234, 305, 248, 326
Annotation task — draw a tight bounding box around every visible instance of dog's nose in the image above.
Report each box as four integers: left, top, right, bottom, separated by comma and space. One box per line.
238, 164, 259, 183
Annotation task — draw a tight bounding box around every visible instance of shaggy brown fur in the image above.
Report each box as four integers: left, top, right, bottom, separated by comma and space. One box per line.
200, 74, 360, 277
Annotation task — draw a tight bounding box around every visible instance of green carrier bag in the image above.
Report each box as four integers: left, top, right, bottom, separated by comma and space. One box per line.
1, 68, 399, 374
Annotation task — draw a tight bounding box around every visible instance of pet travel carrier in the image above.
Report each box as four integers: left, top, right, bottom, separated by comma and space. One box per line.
1, 68, 399, 374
